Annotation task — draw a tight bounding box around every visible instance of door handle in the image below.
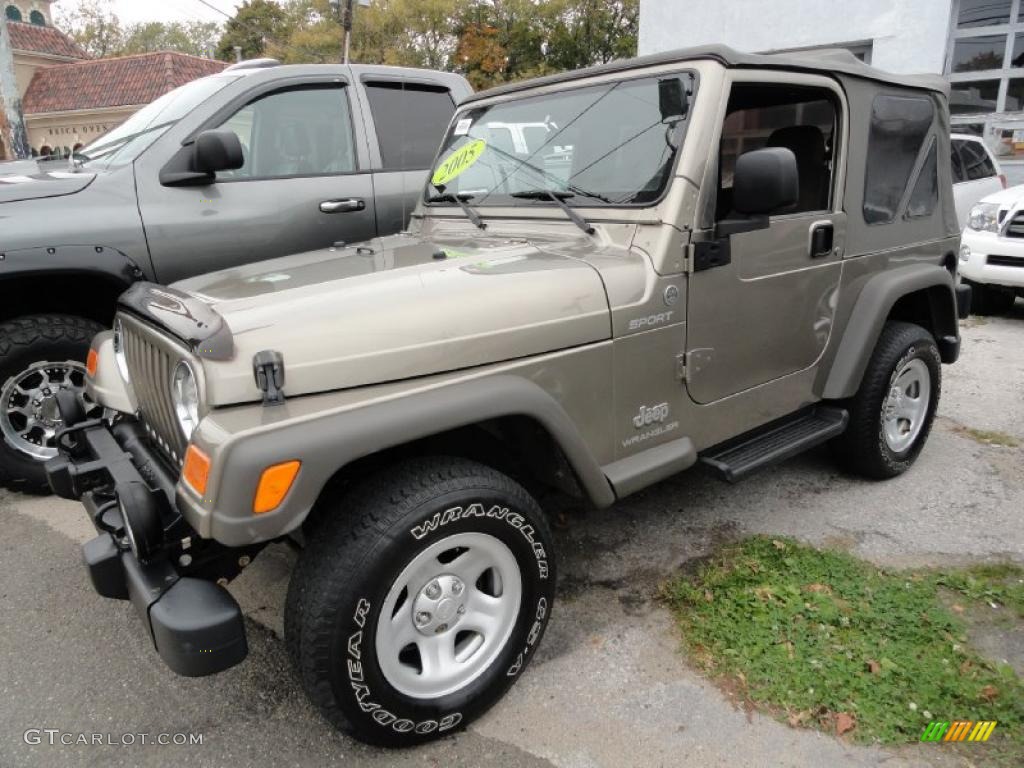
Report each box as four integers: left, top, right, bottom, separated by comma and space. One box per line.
809, 221, 834, 258
320, 198, 365, 213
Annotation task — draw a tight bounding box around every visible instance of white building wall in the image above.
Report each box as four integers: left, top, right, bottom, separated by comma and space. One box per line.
639, 0, 954, 75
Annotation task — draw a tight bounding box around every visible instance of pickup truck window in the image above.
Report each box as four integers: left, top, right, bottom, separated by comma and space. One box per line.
426, 73, 694, 208
365, 82, 455, 171
215, 85, 356, 180
79, 75, 238, 171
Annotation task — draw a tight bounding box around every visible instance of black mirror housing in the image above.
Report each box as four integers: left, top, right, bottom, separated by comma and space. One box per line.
192, 130, 244, 175
732, 147, 799, 216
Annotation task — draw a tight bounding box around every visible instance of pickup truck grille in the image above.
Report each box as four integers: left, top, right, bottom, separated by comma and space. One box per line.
987, 254, 1024, 268
119, 315, 189, 465
1003, 211, 1024, 237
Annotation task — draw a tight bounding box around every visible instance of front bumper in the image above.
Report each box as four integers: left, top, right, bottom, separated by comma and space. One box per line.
45, 417, 248, 678
960, 228, 1024, 289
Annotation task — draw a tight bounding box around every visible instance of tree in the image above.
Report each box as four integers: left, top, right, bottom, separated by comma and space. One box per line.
54, 0, 125, 57
121, 21, 221, 58
216, 0, 290, 61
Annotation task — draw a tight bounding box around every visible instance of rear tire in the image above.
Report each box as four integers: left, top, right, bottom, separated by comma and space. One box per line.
285, 456, 555, 746
831, 321, 941, 479
0, 314, 103, 494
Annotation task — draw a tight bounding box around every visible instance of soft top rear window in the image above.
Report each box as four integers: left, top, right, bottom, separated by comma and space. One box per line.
863, 94, 935, 225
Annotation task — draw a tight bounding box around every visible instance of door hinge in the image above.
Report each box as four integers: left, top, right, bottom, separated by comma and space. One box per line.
684, 240, 731, 273
675, 352, 688, 381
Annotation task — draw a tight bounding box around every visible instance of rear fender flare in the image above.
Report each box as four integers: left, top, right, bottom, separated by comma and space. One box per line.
823, 263, 957, 400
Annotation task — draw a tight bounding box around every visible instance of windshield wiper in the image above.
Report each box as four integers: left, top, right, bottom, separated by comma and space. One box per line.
510, 190, 594, 235
429, 188, 486, 230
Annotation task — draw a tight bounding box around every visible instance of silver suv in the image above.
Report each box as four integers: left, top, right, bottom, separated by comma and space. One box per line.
48, 45, 969, 747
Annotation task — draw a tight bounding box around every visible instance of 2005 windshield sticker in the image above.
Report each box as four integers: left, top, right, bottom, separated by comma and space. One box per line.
432, 139, 486, 186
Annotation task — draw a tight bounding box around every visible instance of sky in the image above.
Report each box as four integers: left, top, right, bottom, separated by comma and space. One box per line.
53, 0, 241, 26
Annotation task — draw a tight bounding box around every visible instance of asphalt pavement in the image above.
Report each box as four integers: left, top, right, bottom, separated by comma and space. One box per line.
1, 305, 1022, 768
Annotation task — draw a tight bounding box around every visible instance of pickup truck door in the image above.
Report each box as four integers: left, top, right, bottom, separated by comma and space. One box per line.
136, 79, 377, 285
352, 77, 460, 234
686, 75, 847, 405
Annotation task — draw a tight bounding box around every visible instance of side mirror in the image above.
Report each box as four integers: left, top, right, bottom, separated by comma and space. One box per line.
732, 147, 799, 216
192, 130, 244, 175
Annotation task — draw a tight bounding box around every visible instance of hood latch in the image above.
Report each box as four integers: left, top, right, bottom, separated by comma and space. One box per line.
253, 350, 286, 406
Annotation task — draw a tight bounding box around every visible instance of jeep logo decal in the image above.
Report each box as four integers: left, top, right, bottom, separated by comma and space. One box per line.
633, 403, 669, 429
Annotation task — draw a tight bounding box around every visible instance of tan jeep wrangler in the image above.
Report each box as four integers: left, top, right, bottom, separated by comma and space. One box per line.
48, 45, 970, 746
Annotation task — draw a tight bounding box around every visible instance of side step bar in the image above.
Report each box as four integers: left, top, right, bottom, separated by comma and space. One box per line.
700, 406, 848, 483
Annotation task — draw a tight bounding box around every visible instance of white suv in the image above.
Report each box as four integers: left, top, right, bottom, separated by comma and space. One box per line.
960, 185, 1024, 314
952, 133, 1005, 228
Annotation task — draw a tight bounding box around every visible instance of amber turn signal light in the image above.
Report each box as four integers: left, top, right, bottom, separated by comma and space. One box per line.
253, 460, 300, 515
182, 444, 211, 496
86, 348, 99, 377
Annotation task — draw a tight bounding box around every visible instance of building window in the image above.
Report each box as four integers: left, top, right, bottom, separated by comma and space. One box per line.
29, 9, 44, 25
958, 0, 1012, 27
4, 5, 22, 21
947, 0, 1024, 118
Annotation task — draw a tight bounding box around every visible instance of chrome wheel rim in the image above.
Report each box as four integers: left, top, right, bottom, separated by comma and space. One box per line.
881, 357, 931, 453
0, 360, 94, 460
375, 532, 522, 699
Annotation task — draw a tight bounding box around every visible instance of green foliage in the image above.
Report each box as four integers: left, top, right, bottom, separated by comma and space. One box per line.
216, 0, 290, 61
664, 536, 1024, 755
55, 0, 220, 58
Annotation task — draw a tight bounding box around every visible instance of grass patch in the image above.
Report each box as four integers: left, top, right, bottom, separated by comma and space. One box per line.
955, 427, 1021, 448
664, 536, 1024, 754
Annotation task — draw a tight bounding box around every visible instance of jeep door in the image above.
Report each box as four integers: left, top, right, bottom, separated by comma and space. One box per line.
136, 78, 377, 285
685, 74, 848, 404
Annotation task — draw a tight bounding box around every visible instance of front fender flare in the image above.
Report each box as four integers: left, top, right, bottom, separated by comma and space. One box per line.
182, 374, 616, 545
823, 263, 958, 400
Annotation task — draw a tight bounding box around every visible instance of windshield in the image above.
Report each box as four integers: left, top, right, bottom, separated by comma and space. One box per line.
79, 75, 239, 171
425, 73, 694, 208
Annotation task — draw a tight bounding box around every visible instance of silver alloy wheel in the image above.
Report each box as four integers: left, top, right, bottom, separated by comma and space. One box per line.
375, 532, 522, 699
0, 360, 93, 460
881, 357, 931, 453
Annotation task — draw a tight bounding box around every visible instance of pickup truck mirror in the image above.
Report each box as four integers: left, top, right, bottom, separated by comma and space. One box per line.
732, 147, 799, 216
192, 130, 244, 175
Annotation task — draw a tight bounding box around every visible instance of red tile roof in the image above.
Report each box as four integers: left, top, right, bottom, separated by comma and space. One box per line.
7, 20, 89, 60
23, 52, 228, 114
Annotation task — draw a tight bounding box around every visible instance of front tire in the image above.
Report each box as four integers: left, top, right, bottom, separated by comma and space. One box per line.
286, 457, 555, 746
0, 314, 104, 493
831, 321, 941, 479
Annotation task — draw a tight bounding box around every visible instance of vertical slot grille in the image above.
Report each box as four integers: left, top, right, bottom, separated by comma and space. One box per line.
121, 318, 188, 464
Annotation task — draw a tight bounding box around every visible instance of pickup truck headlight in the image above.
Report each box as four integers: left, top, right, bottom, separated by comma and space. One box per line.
171, 361, 200, 440
113, 318, 130, 383
967, 202, 1000, 233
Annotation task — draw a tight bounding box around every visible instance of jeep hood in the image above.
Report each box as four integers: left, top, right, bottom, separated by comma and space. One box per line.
0, 161, 96, 203
173, 233, 611, 405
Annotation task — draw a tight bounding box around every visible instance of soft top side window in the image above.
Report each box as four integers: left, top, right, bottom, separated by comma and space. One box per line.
863, 94, 934, 225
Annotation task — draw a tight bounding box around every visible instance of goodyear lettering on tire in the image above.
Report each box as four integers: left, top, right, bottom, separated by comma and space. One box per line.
432, 140, 486, 186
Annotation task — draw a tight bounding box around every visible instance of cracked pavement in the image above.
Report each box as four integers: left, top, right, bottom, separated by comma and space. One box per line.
1, 305, 1022, 767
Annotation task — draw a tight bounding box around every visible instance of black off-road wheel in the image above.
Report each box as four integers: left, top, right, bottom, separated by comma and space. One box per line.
831, 321, 941, 479
0, 314, 104, 494
285, 456, 555, 747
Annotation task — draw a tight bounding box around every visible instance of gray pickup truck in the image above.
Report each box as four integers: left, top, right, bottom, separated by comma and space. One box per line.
0, 61, 471, 491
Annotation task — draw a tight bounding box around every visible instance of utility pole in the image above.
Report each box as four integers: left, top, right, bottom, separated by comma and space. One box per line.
330, 0, 356, 64
0, 13, 30, 160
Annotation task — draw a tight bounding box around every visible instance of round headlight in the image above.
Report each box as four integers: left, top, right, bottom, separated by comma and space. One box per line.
113, 318, 130, 383
171, 361, 200, 439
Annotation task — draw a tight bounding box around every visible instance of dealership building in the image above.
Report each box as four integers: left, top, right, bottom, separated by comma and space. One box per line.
639, 0, 1024, 159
